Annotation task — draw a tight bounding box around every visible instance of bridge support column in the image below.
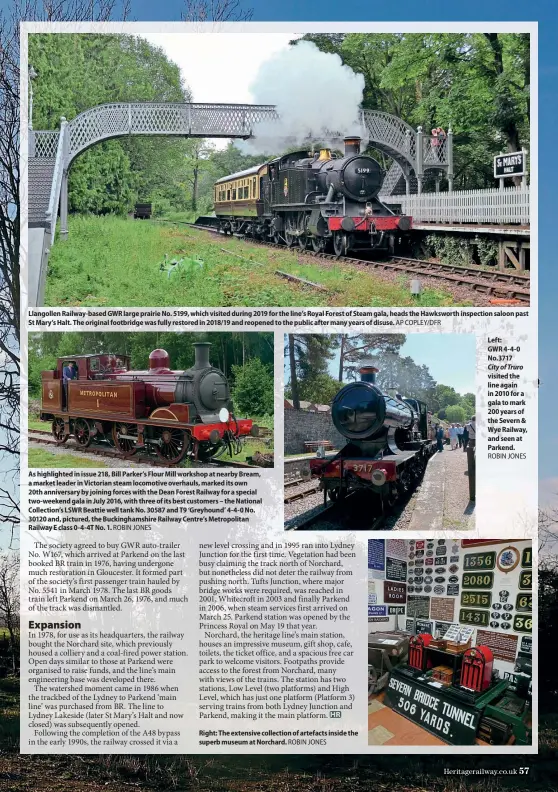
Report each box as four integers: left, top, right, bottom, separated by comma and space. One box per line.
60, 171, 68, 239
60, 117, 69, 240
416, 127, 424, 195
447, 128, 454, 192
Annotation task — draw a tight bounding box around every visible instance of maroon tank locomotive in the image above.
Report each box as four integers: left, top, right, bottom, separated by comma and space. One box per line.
39, 343, 257, 464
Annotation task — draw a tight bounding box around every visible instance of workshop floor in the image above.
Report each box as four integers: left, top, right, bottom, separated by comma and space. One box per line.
368, 693, 445, 746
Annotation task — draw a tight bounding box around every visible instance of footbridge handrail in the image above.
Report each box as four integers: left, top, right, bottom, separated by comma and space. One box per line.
45, 120, 67, 243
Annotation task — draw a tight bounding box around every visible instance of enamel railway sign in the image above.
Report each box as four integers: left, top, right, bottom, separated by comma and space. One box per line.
494, 150, 527, 179
385, 670, 481, 745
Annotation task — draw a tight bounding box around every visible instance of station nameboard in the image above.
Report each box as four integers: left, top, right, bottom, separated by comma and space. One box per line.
494, 151, 526, 178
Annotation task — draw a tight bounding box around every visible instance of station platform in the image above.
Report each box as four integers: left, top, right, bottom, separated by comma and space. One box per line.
413, 222, 530, 237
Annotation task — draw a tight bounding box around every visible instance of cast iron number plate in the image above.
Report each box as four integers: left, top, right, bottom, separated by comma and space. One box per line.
519, 570, 532, 590
462, 572, 494, 590
461, 592, 491, 608
463, 552, 496, 570
459, 608, 489, 626
513, 614, 532, 633
515, 594, 532, 613
521, 547, 532, 569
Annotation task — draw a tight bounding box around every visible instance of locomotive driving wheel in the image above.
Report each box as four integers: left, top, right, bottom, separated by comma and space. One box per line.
284, 216, 298, 248
112, 422, 137, 457
311, 236, 326, 253
197, 440, 225, 461
74, 418, 92, 448
333, 232, 349, 258
154, 427, 190, 465
52, 418, 69, 445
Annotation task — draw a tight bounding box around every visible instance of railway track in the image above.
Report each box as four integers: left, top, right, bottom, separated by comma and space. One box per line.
285, 489, 386, 531
284, 484, 320, 504
167, 220, 530, 303
28, 429, 256, 469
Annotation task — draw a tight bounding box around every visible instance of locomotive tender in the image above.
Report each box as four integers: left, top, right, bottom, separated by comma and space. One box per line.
40, 343, 257, 465
309, 363, 435, 508
213, 136, 412, 256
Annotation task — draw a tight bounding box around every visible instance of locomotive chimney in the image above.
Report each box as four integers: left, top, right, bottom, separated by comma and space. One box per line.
359, 363, 379, 384
344, 136, 361, 156
193, 342, 211, 370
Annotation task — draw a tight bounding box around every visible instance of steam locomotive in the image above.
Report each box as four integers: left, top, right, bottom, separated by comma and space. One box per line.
39, 343, 257, 465
309, 363, 435, 507
211, 136, 412, 256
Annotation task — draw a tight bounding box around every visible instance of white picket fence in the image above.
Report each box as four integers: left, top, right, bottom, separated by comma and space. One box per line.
380, 186, 530, 225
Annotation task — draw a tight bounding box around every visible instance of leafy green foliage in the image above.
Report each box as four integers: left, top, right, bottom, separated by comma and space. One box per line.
286, 373, 343, 406
231, 358, 274, 417
29, 33, 198, 214
28, 331, 274, 401
302, 33, 529, 188
445, 404, 467, 424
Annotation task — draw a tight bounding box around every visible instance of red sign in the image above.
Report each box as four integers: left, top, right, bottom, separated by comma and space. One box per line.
416, 541, 425, 549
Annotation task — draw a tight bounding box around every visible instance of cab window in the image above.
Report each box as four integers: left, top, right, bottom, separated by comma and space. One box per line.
89, 357, 100, 372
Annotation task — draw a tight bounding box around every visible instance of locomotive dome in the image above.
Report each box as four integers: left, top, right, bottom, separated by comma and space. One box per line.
149, 348, 171, 370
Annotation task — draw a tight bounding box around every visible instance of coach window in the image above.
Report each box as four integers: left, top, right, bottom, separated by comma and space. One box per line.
232, 188, 236, 200
253, 177, 257, 197
227, 189, 231, 200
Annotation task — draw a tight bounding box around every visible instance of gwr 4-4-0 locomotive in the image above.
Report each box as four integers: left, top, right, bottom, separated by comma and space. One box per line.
309, 363, 435, 509
212, 136, 412, 257
39, 343, 257, 465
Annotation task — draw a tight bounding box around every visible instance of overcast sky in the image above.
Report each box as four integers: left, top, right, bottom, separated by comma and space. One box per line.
145, 32, 299, 147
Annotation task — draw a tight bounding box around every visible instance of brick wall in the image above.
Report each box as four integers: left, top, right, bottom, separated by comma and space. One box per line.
284, 409, 345, 455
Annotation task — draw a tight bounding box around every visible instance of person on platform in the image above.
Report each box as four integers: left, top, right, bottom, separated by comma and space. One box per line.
436, 424, 444, 453
466, 416, 476, 445
457, 423, 464, 448
449, 424, 458, 450
462, 423, 469, 451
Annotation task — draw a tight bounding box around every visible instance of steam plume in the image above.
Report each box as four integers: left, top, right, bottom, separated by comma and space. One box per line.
240, 40, 365, 153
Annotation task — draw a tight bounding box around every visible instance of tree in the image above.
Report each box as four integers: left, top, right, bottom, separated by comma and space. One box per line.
0, 551, 19, 674
28, 33, 192, 215
445, 404, 466, 424
297, 373, 342, 406
231, 358, 273, 417
287, 334, 300, 410
182, 0, 253, 21
1, 2, 133, 548
303, 33, 530, 189
338, 333, 406, 382
286, 334, 338, 409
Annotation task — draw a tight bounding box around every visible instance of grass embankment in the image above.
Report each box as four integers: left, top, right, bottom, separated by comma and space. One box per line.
46, 215, 458, 308
28, 448, 108, 468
